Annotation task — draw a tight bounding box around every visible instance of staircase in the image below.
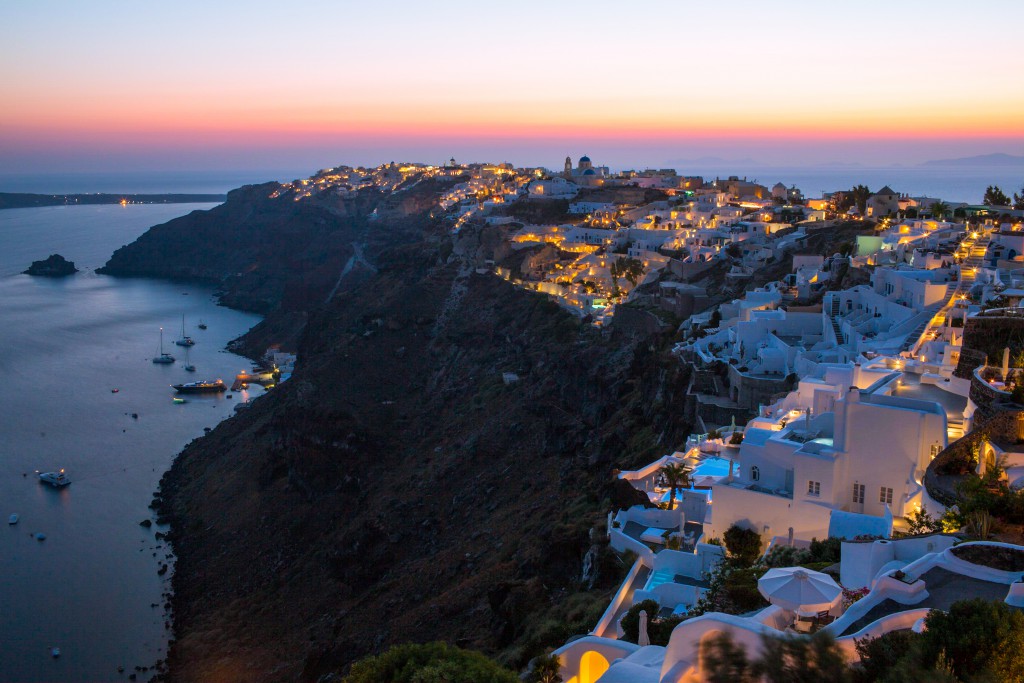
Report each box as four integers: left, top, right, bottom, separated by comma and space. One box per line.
829, 296, 845, 345
905, 232, 990, 355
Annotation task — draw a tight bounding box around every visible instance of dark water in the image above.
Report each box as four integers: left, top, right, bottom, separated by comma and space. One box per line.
0, 170, 310, 195
0, 205, 264, 681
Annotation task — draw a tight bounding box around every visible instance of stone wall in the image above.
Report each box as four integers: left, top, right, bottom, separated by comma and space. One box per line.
955, 313, 1024, 377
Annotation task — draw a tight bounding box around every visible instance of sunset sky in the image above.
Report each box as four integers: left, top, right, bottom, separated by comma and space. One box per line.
2, 0, 1022, 176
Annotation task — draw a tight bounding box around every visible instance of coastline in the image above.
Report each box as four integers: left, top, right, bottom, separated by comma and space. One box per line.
0, 192, 226, 210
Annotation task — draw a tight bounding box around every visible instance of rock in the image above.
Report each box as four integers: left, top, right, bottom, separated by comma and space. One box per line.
139, 519, 152, 528
24, 254, 78, 277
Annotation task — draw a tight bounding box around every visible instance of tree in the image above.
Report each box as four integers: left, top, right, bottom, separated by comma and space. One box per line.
984, 185, 1010, 206
620, 599, 683, 645
1015, 186, 1024, 211
702, 632, 754, 683
916, 598, 1024, 681
854, 629, 921, 683
527, 653, 563, 683
659, 462, 691, 510
755, 632, 851, 683
700, 631, 849, 683
929, 201, 949, 220
850, 184, 871, 215
723, 524, 762, 567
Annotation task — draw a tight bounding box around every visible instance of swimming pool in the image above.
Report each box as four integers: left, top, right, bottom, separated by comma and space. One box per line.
693, 456, 732, 478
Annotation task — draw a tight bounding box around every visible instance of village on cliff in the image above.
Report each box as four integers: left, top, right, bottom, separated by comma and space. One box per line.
273, 158, 1024, 682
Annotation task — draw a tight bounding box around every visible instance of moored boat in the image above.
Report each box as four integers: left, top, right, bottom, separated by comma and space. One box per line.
39, 469, 71, 487
8, 513, 18, 524
152, 327, 175, 364
172, 379, 226, 394
175, 314, 195, 346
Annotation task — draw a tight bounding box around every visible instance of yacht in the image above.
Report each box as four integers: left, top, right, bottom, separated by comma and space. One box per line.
172, 379, 227, 394
8, 513, 18, 524
39, 469, 71, 487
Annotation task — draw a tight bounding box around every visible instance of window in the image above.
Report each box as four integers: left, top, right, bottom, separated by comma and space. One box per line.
880, 487, 894, 505
807, 481, 821, 497
930, 444, 941, 459
751, 466, 760, 481
853, 483, 865, 505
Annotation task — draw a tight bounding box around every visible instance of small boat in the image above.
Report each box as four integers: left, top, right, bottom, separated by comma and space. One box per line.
39, 469, 71, 488
198, 320, 207, 330
172, 397, 187, 404
36, 533, 47, 541
8, 513, 18, 524
111, 388, 119, 393
51, 647, 60, 658
175, 314, 196, 347
183, 347, 196, 373
172, 379, 226, 394
152, 327, 175, 364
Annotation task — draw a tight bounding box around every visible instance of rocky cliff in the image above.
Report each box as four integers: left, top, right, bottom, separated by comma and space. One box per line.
108, 176, 693, 681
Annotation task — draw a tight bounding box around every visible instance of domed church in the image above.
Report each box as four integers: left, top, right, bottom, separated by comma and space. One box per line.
562, 155, 608, 187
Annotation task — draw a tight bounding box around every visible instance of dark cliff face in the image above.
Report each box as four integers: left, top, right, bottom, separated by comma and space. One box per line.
128, 180, 693, 682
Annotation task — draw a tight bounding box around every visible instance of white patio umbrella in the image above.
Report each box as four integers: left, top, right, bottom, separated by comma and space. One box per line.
637, 609, 650, 646
757, 567, 841, 614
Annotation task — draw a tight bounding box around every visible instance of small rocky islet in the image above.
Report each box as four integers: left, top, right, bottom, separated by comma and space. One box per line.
23, 253, 78, 277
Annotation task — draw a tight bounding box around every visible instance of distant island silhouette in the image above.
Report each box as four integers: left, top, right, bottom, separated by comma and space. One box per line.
920, 153, 1024, 167
0, 192, 226, 210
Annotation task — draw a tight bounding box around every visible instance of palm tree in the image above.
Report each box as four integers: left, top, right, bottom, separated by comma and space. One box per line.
930, 200, 949, 220
659, 463, 692, 510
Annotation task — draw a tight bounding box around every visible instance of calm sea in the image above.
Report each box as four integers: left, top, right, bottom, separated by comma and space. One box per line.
687, 164, 1024, 204
0, 204, 265, 682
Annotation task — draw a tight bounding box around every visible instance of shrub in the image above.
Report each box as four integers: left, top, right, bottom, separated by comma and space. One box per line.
724, 524, 762, 567
903, 506, 943, 535
807, 537, 842, 564
763, 544, 811, 568
917, 599, 1024, 682
853, 630, 921, 683
620, 600, 683, 646
344, 642, 518, 683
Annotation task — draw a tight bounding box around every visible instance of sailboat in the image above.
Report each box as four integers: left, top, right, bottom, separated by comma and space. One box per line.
175, 314, 195, 347
184, 346, 196, 372
153, 327, 175, 364
197, 319, 207, 330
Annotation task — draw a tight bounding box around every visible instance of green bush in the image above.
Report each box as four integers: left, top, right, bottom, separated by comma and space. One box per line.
807, 537, 842, 564
344, 642, 518, 683
854, 630, 921, 683
620, 600, 683, 646
724, 525, 762, 566
917, 598, 1024, 681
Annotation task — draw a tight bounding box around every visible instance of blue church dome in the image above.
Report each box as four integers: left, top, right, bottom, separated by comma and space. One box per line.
579, 155, 591, 163
583, 169, 596, 175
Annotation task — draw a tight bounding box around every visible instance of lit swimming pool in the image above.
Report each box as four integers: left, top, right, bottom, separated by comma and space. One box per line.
693, 456, 732, 478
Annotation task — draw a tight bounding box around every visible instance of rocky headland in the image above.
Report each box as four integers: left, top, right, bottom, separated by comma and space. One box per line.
101, 173, 689, 681
24, 253, 78, 277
